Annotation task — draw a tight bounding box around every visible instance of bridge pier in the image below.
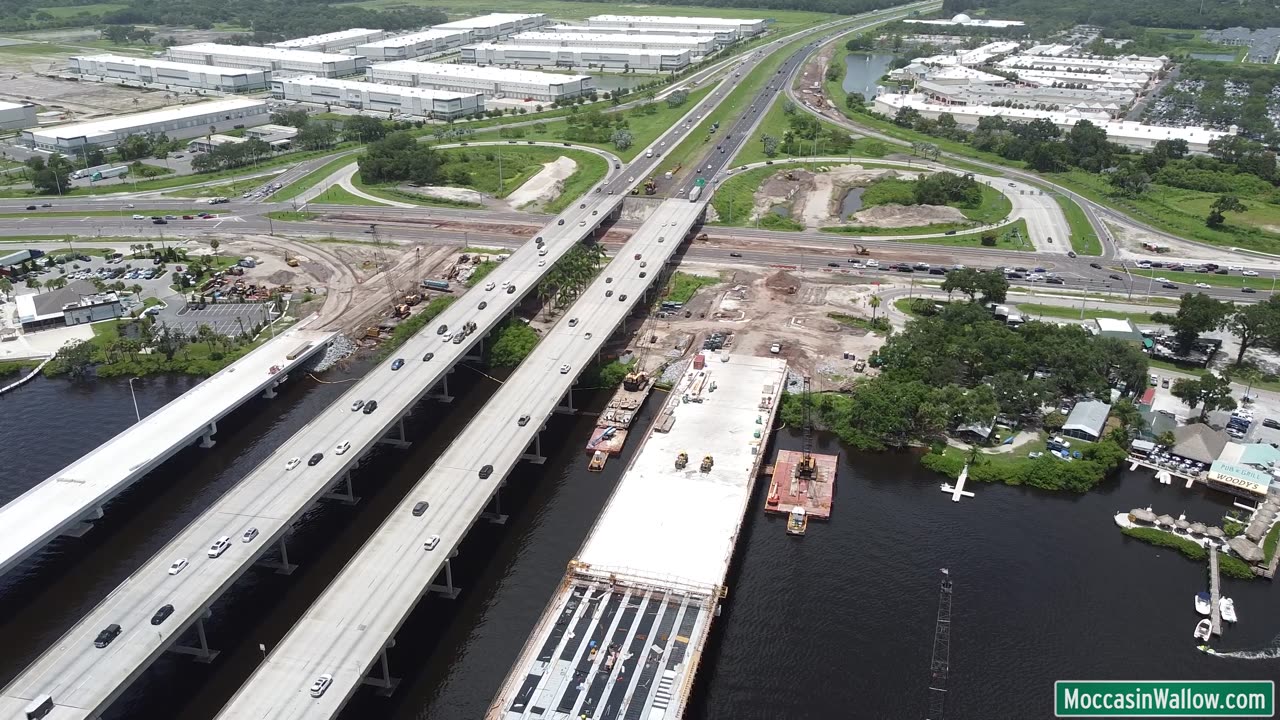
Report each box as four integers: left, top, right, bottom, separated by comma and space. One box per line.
256, 535, 297, 575
464, 337, 484, 363
60, 506, 105, 538
377, 417, 412, 449
199, 420, 218, 448
520, 432, 546, 465
262, 381, 278, 399
427, 373, 453, 403
361, 641, 401, 696
481, 487, 508, 525
322, 472, 361, 505
554, 387, 577, 415
169, 610, 220, 663
427, 558, 460, 599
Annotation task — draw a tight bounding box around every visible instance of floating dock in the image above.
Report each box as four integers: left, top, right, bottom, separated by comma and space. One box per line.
584, 368, 654, 456
490, 354, 787, 720
764, 449, 837, 519
1209, 546, 1223, 636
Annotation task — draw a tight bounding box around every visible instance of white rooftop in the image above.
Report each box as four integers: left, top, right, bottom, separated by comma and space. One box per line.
371, 60, 590, 85
511, 31, 714, 45
30, 97, 265, 141
588, 14, 764, 27
72, 53, 263, 76
273, 28, 383, 48
434, 12, 544, 30
169, 43, 358, 64
471, 42, 687, 57
358, 28, 473, 48
1095, 317, 1138, 334
0, 100, 30, 111
576, 355, 787, 586
282, 75, 478, 100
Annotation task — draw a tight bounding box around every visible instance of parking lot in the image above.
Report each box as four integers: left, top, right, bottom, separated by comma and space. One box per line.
161, 303, 273, 337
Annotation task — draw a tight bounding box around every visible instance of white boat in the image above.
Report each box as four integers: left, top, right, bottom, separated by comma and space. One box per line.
1194, 619, 1213, 641
1195, 592, 1212, 615
1220, 597, 1238, 623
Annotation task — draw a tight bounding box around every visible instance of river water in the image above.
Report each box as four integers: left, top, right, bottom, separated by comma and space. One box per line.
1, 371, 1277, 719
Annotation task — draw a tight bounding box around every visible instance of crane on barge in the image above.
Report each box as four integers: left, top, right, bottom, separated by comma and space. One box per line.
926, 568, 953, 720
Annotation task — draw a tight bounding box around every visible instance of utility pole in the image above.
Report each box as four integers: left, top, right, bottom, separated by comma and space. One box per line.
926, 568, 953, 720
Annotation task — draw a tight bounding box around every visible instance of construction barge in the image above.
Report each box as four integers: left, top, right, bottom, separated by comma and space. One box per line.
489, 354, 788, 720
585, 367, 656, 472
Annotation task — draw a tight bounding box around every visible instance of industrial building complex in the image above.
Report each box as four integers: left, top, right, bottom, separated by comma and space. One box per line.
548, 23, 739, 48
69, 54, 271, 92
0, 100, 36, 131
20, 97, 269, 151
507, 30, 717, 56
271, 76, 484, 119
584, 14, 765, 41
272, 28, 388, 53
354, 29, 475, 62
463, 43, 691, 72
165, 43, 367, 78
432, 12, 548, 40
367, 61, 592, 102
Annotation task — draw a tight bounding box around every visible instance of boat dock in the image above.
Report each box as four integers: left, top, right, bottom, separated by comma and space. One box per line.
490, 355, 788, 720
1209, 546, 1223, 636
764, 449, 836, 519
940, 463, 975, 502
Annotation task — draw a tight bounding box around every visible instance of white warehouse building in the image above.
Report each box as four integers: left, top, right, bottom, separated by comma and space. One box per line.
585, 15, 765, 40
433, 13, 548, 40
21, 97, 269, 152
368, 61, 592, 102
0, 101, 37, 131
355, 29, 475, 62
272, 76, 483, 119
508, 31, 716, 56
463, 43, 690, 72
70, 54, 271, 92
166, 43, 366, 78
548, 24, 738, 47
272, 28, 388, 53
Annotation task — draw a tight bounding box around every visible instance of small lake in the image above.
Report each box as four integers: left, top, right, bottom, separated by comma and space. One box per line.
842, 52, 897, 100
771, 204, 791, 218
1188, 52, 1237, 62
840, 187, 865, 218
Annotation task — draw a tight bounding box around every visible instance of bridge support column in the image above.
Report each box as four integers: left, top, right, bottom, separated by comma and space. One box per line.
262, 382, 277, 399
464, 338, 484, 363
520, 432, 546, 465
199, 420, 218, 448
427, 558, 460, 599
170, 610, 220, 663
322, 472, 361, 505
60, 506, 105, 538
361, 642, 401, 696
554, 387, 577, 415
481, 488, 508, 525
256, 535, 297, 575
377, 417, 411, 449
427, 373, 453, 403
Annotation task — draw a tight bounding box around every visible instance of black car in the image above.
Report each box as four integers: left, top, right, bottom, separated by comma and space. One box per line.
640, 271, 647, 278
1162, 283, 1178, 289
897, 266, 914, 273
479, 464, 493, 479
1215, 269, 1229, 274
605, 290, 614, 297
437, 324, 448, 335
1243, 287, 1257, 293
24, 205, 36, 210
929, 268, 946, 275
557, 219, 565, 225
423, 352, 434, 361
151, 604, 174, 626
1067, 251, 1077, 258
153, 218, 168, 224
729, 252, 742, 258
94, 624, 122, 648
1109, 274, 1123, 281
412, 501, 429, 516
308, 453, 323, 466
619, 294, 628, 301
478, 301, 487, 310
1089, 262, 1103, 269
363, 400, 378, 414
506, 285, 515, 294
1045, 277, 1064, 284
827, 262, 840, 268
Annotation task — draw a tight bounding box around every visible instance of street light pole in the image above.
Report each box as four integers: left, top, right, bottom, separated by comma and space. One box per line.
127, 377, 141, 422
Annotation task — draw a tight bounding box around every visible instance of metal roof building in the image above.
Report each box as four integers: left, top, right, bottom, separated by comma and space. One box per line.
20, 97, 269, 152
0, 100, 36, 131
433, 13, 548, 40
463, 43, 691, 72
548, 23, 737, 47
166, 43, 366, 78
271, 76, 484, 119
1062, 399, 1111, 441
368, 61, 592, 102
272, 28, 388, 53
70, 54, 271, 92
355, 29, 475, 62
585, 15, 765, 40
507, 31, 716, 55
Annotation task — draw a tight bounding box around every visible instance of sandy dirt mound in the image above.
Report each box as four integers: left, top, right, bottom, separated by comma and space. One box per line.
765, 270, 801, 294
507, 156, 578, 211
397, 185, 489, 204
850, 203, 966, 228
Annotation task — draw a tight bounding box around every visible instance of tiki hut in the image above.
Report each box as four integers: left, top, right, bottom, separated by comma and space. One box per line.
1228, 536, 1266, 564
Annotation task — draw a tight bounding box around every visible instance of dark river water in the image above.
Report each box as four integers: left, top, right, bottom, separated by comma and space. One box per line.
1, 369, 1277, 720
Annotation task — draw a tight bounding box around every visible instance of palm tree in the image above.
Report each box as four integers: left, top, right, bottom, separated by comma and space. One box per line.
44, 276, 68, 291
209, 238, 220, 263
0, 277, 11, 301
868, 294, 881, 320
25, 277, 41, 293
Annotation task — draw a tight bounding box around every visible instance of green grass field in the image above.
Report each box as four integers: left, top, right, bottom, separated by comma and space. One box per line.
435, 146, 606, 200
666, 272, 720, 303
1013, 302, 1158, 323
887, 218, 1032, 251
735, 95, 892, 166
306, 185, 384, 206
1113, 266, 1280, 291
274, 155, 359, 202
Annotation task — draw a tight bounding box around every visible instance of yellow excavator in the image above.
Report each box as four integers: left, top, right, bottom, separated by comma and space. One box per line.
700, 455, 714, 473
676, 452, 688, 469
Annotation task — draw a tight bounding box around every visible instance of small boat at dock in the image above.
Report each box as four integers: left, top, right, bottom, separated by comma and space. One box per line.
1219, 597, 1237, 623
587, 450, 607, 472
1195, 591, 1212, 615
786, 506, 808, 536
1194, 619, 1213, 641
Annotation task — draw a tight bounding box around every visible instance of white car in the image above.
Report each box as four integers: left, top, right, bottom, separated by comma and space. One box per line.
168, 558, 189, 576
865, 260, 879, 268
285, 457, 301, 471
132, 214, 145, 220
1154, 277, 1170, 283
310, 674, 333, 698
538, 259, 546, 267
442, 333, 453, 342
1137, 262, 1152, 269
424, 534, 441, 551
207, 536, 231, 558
242, 527, 259, 543
538, 248, 548, 256
770, 343, 781, 354
1243, 270, 1259, 276
485, 281, 495, 291
560, 364, 570, 374
335, 441, 351, 455
1195, 282, 1211, 289
1229, 265, 1243, 271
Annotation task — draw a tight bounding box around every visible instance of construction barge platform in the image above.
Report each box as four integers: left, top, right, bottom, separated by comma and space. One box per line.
585, 367, 657, 470
764, 449, 837, 520
489, 354, 788, 720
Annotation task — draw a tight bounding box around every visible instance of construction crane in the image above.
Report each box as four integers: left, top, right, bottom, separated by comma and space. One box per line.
368, 224, 398, 313
796, 376, 816, 480
926, 568, 953, 720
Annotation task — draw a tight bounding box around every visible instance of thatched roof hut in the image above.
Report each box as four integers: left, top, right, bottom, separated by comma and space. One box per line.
1156, 514, 1176, 527
1228, 536, 1266, 564
1131, 508, 1157, 523
1189, 522, 1207, 536
1206, 526, 1226, 539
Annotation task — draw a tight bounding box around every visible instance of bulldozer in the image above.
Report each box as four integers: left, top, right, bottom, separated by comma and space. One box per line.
853, 244, 869, 255
622, 370, 649, 392
403, 293, 423, 307
392, 304, 411, 319
676, 452, 688, 469
643, 177, 657, 195
700, 455, 714, 473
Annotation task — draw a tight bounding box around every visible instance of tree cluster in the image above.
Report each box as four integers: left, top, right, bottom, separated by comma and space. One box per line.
357, 132, 443, 186
98, 0, 444, 40
943, 0, 1280, 32
191, 138, 272, 173
1155, 292, 1280, 366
